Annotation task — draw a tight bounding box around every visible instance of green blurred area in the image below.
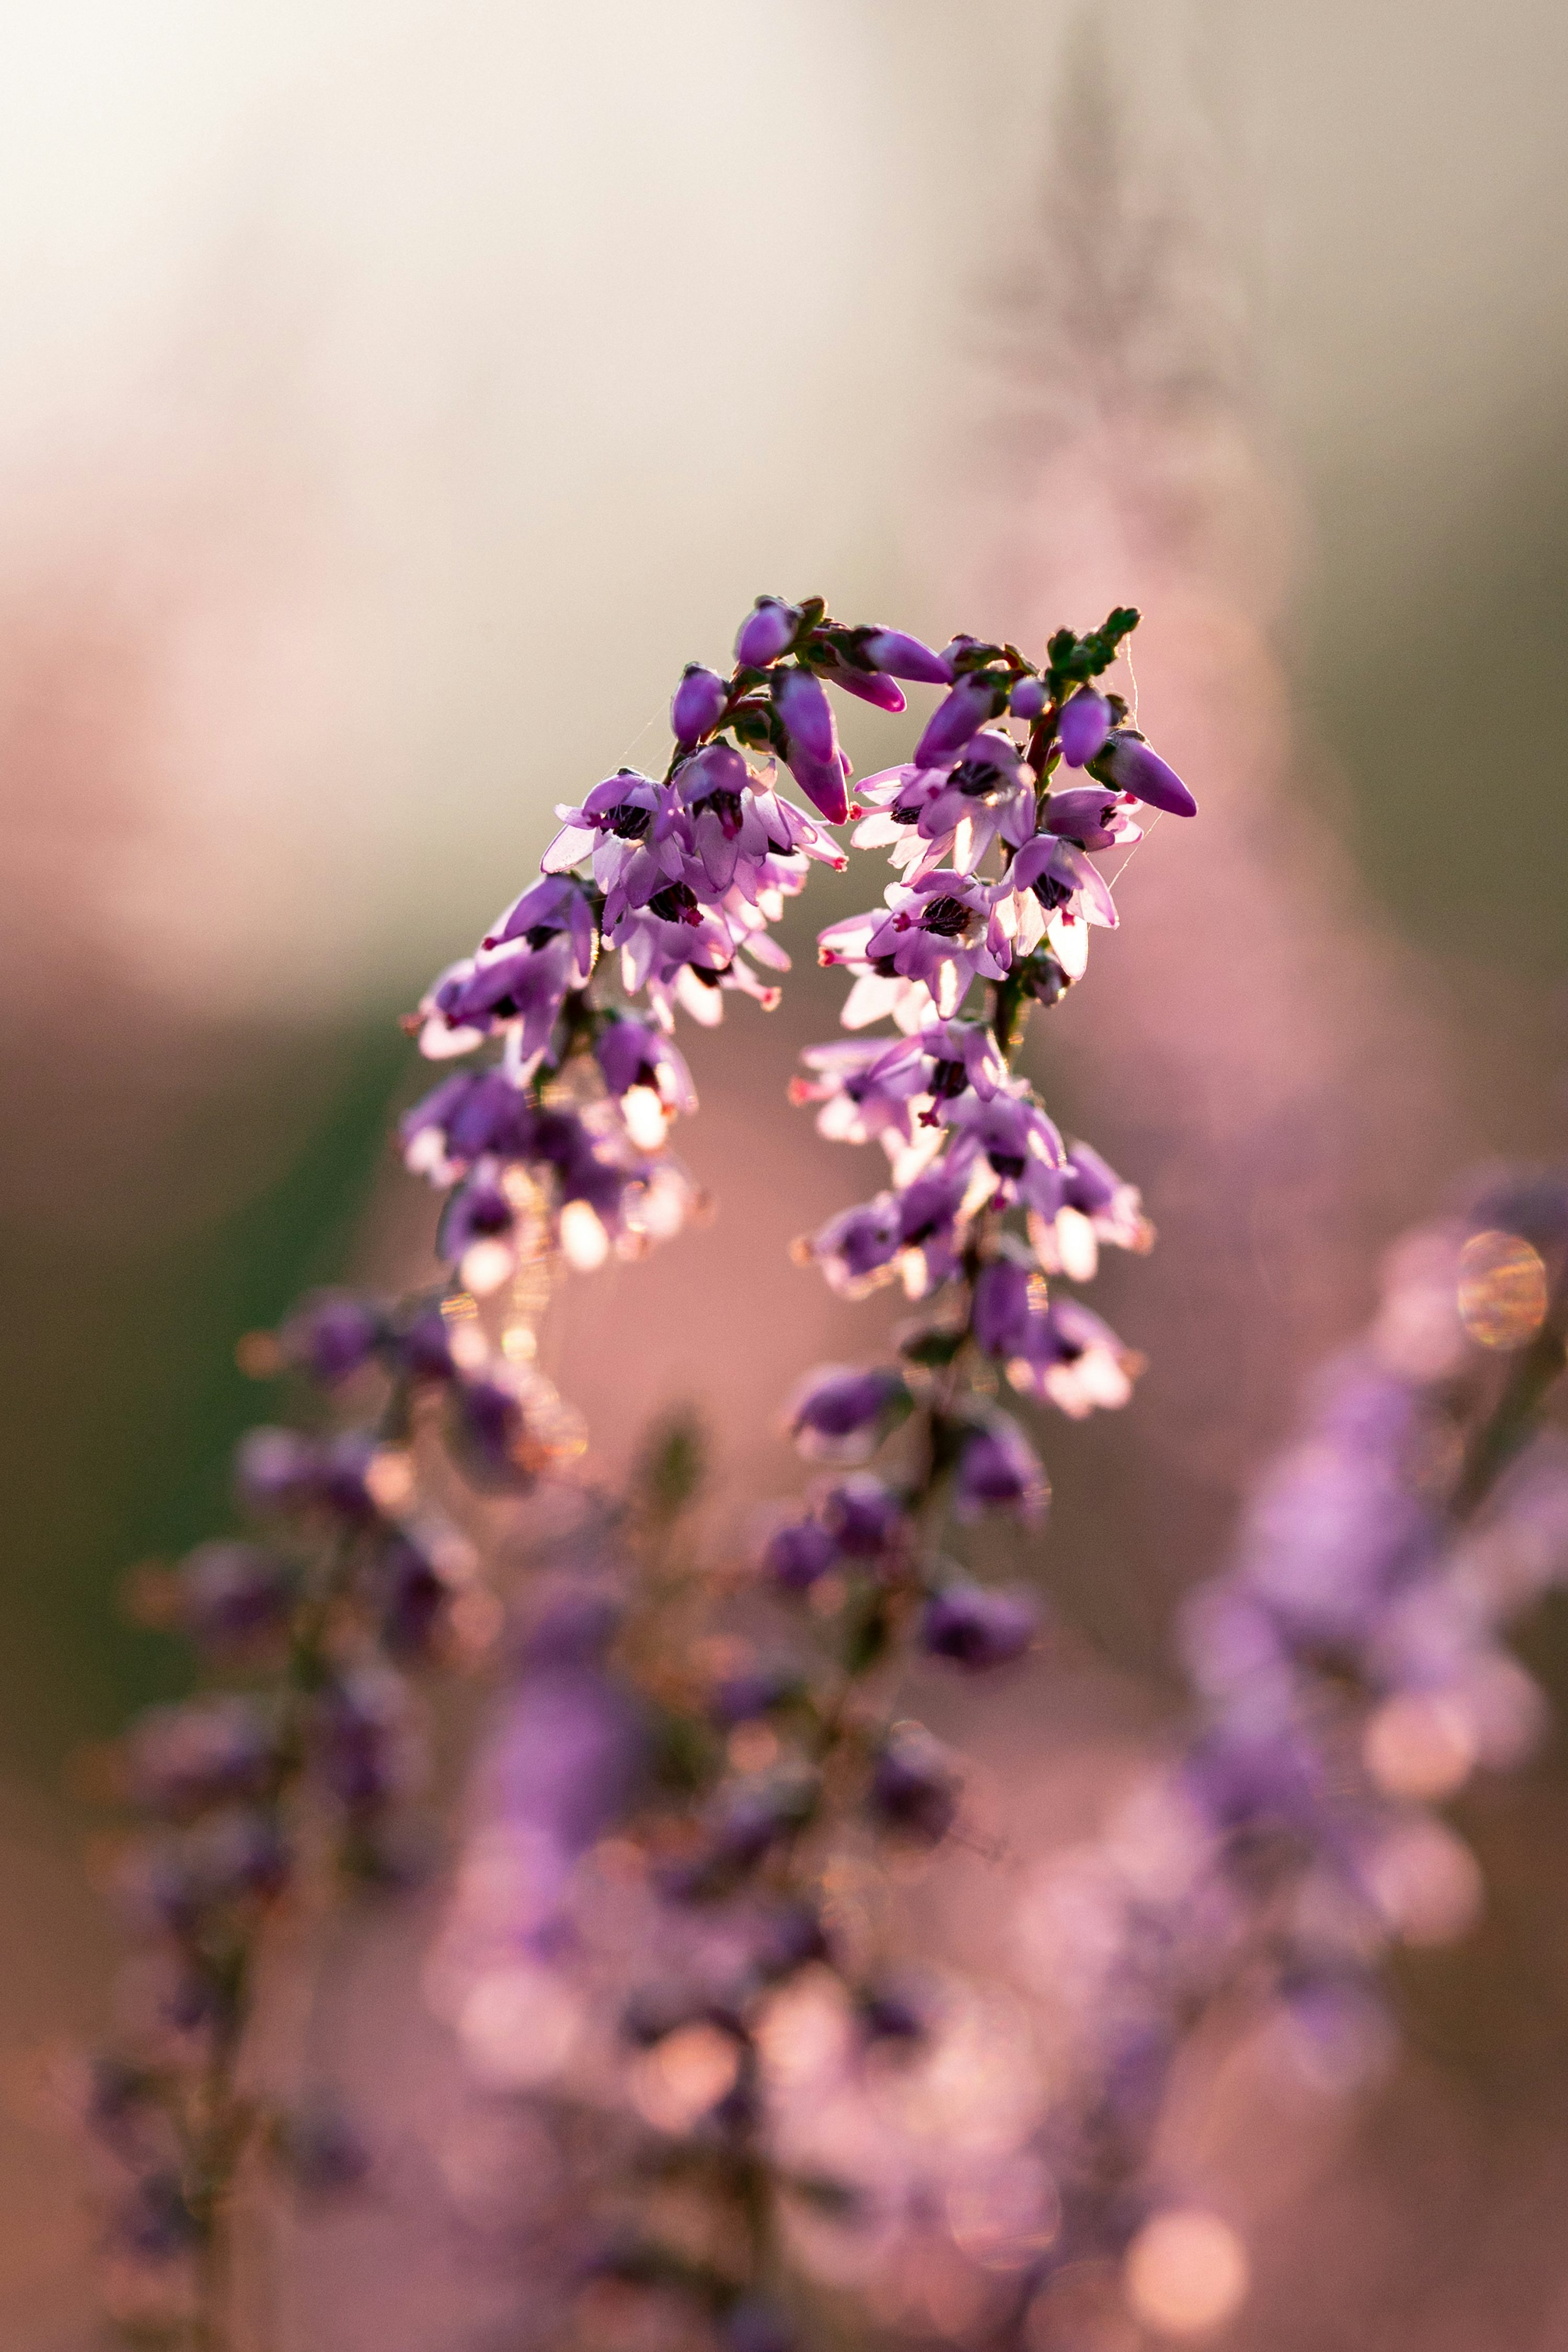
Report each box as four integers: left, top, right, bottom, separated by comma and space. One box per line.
0, 1015, 411, 1780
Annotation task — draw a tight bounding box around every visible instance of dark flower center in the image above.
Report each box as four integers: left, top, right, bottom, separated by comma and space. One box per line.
919, 895, 971, 936
609, 802, 652, 839
951, 758, 1007, 798
648, 881, 701, 925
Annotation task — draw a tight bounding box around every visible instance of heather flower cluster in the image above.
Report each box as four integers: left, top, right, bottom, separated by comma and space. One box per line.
81, 585, 1568, 2352
418, 596, 1202, 2349
82, 590, 1202, 2349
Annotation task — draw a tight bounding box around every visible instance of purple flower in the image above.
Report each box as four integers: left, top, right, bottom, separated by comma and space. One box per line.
763, 1516, 838, 1592
435, 1172, 516, 1266
1006, 1295, 1141, 1418
1010, 675, 1048, 719
1043, 786, 1142, 852
913, 673, 1007, 767
1058, 687, 1112, 768
374, 1532, 451, 1661
799, 1194, 904, 1293
317, 1431, 382, 1520
671, 663, 729, 744
1028, 1141, 1152, 1278
953, 1416, 1049, 1522
786, 1364, 912, 1461
735, 596, 800, 668
820, 656, 907, 713
946, 1083, 1066, 1212
668, 1772, 818, 1898
234, 1425, 320, 1517
824, 869, 1011, 1025
173, 1542, 295, 1651
919, 1581, 1040, 1669
399, 1070, 534, 1187
421, 934, 580, 1067
1005, 834, 1119, 932
483, 872, 598, 966
775, 667, 850, 826
312, 1668, 416, 1816
594, 1014, 696, 1121
278, 1290, 383, 1385
972, 1256, 1034, 1358
1096, 730, 1198, 817
869, 1722, 959, 1844
446, 1372, 535, 1491
857, 627, 951, 685
709, 1662, 804, 1727
778, 739, 850, 827
128, 1696, 279, 1819
852, 729, 1034, 881
541, 772, 684, 893
115, 2171, 203, 2262
388, 1303, 459, 1384
483, 1632, 644, 1861
820, 1475, 907, 1556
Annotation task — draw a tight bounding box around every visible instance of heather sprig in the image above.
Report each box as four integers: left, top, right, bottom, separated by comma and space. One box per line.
422, 593, 1192, 2349
85, 590, 1196, 2350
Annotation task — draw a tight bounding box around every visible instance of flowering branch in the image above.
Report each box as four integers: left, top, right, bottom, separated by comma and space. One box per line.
84, 590, 1198, 2350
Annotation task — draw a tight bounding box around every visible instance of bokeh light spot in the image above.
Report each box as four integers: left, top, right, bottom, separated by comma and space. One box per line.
1457, 1229, 1548, 1350
1124, 2210, 1249, 2337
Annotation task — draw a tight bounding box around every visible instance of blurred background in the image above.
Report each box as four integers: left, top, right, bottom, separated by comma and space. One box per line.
3, 1, 1566, 2342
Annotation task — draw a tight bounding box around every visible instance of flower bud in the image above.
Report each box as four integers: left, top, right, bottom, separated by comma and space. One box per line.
820, 1475, 906, 1557
858, 627, 951, 685
781, 741, 850, 825
773, 666, 836, 762
826, 663, 906, 713
1010, 675, 1048, 719
786, 1365, 910, 1461
869, 1722, 959, 1844
763, 1517, 837, 1591
920, 1582, 1040, 1669
972, 1258, 1033, 1358
734, 596, 799, 668
278, 1290, 383, 1385
235, 1425, 320, 1516
953, 1417, 1049, 1522
671, 663, 729, 745
1058, 686, 1111, 768
914, 674, 1005, 768
174, 1542, 295, 1651
1098, 730, 1197, 816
